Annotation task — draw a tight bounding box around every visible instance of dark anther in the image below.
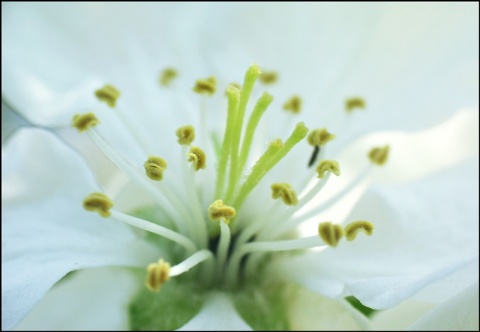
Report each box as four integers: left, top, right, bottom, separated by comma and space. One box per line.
308, 146, 320, 168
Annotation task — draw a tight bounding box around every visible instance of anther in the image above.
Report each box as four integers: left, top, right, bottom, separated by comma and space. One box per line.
95, 84, 121, 107
187, 146, 207, 171
318, 222, 344, 247
83, 192, 114, 218
145, 259, 170, 292
193, 76, 217, 95
344, 221, 374, 241
283, 95, 302, 114
308, 128, 335, 146
160, 67, 178, 87
271, 183, 298, 206
144, 156, 168, 181
176, 125, 196, 145
72, 112, 99, 132
316, 160, 341, 178
208, 200, 236, 224
259, 70, 278, 84
345, 97, 366, 112
368, 145, 390, 166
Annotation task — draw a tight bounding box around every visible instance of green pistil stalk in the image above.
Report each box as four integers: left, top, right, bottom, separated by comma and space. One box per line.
233, 122, 308, 209
215, 86, 240, 199
236, 92, 273, 181
225, 64, 261, 201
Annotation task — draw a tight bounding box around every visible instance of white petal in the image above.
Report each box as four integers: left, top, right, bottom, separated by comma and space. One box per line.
177, 292, 252, 331
2, 128, 158, 330
15, 267, 140, 331
370, 300, 435, 330
3, 3, 477, 137
1, 101, 28, 145
272, 158, 478, 309
288, 286, 370, 330
408, 281, 479, 331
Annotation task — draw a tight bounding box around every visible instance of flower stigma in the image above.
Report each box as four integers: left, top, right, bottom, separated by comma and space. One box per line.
74, 64, 389, 329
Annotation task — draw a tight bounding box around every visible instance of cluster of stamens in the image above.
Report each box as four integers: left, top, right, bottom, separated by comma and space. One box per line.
74, 64, 389, 292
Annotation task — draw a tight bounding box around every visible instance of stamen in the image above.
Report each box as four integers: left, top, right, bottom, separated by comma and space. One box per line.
283, 95, 302, 114
216, 220, 232, 278
308, 128, 335, 146
187, 146, 207, 171
258, 166, 338, 241
72, 113, 99, 132
83, 192, 113, 217
345, 97, 366, 112
318, 222, 344, 247
369, 145, 390, 166
109, 210, 196, 253
316, 160, 341, 178
144, 156, 168, 181
259, 70, 278, 84
271, 183, 298, 206
146, 259, 170, 292
193, 76, 217, 95
344, 221, 374, 241
227, 234, 325, 287
308, 146, 320, 168
176, 125, 195, 145
180, 145, 208, 247
289, 165, 371, 228
95, 84, 121, 108
160, 67, 178, 87
208, 200, 236, 224
86, 130, 190, 235
234, 122, 308, 208
169, 249, 214, 277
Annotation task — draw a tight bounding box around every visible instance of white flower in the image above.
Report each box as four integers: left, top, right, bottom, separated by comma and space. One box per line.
2, 3, 479, 331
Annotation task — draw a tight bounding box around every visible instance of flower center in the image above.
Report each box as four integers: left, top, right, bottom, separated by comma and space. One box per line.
74, 64, 387, 294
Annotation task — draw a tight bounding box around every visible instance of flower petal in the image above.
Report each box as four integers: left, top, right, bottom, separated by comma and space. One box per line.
3, 3, 477, 137
2, 128, 158, 330
272, 158, 478, 309
177, 292, 252, 331
14, 267, 140, 330
287, 286, 370, 330
371, 300, 435, 330
408, 281, 479, 331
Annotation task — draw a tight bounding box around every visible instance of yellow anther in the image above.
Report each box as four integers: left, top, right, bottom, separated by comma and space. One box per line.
208, 200, 236, 224
187, 146, 207, 171
95, 84, 121, 107
308, 128, 336, 146
145, 259, 171, 292
72, 112, 99, 132
271, 183, 298, 206
193, 76, 217, 95
160, 67, 178, 86
144, 156, 168, 181
259, 70, 278, 84
83, 192, 114, 218
316, 160, 341, 178
318, 222, 344, 247
345, 97, 366, 112
368, 145, 390, 166
344, 221, 374, 241
283, 95, 302, 114
176, 125, 196, 145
